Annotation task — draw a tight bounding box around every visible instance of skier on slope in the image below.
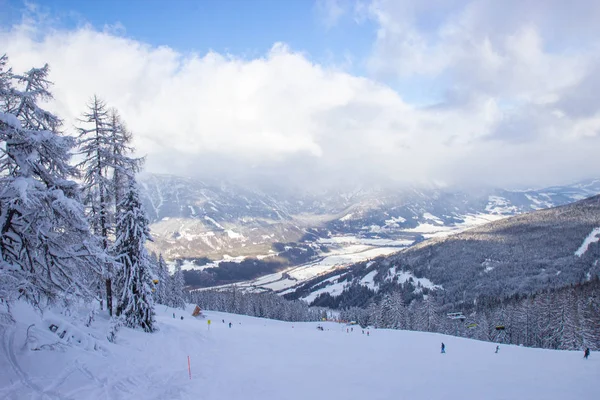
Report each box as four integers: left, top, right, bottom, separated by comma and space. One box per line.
229, 322, 232, 328
441, 343, 446, 354
584, 348, 590, 359
495, 345, 500, 354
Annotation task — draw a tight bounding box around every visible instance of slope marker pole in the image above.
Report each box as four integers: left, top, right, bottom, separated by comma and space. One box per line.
188, 355, 192, 379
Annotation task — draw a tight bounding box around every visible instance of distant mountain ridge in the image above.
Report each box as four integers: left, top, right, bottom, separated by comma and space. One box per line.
138, 173, 600, 262
286, 195, 600, 308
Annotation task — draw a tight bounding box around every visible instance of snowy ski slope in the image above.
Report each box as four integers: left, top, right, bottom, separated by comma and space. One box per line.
1, 302, 598, 400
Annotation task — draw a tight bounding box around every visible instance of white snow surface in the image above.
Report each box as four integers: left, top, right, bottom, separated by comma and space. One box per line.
404, 213, 506, 239
301, 277, 348, 303
339, 213, 354, 221
359, 270, 379, 290
1, 302, 598, 400
575, 227, 600, 257
225, 229, 244, 240
203, 215, 223, 229
422, 212, 443, 224
486, 196, 519, 214
0, 112, 22, 129
387, 267, 442, 290
201, 242, 403, 294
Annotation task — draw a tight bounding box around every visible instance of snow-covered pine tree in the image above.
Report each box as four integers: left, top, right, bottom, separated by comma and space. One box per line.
580, 278, 600, 350
414, 295, 440, 332
390, 291, 408, 330
155, 254, 170, 306
169, 264, 186, 309
112, 180, 155, 332
0, 58, 102, 308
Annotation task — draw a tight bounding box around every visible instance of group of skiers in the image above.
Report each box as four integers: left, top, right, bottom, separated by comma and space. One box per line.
439, 342, 592, 359
345, 327, 370, 336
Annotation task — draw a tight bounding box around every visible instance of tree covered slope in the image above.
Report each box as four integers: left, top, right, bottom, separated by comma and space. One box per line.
291, 195, 600, 306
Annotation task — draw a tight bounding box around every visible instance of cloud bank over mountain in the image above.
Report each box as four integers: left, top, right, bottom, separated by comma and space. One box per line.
1, 1, 599, 190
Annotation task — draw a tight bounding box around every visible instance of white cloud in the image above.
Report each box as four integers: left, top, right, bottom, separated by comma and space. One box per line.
0, 3, 599, 191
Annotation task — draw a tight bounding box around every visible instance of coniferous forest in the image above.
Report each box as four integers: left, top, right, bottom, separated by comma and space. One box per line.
0, 56, 187, 338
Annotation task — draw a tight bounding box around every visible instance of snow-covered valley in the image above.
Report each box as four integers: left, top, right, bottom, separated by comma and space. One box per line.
1, 303, 598, 400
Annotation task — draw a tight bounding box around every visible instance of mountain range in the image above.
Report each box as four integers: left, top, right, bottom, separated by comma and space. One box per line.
139, 173, 600, 262
285, 195, 600, 309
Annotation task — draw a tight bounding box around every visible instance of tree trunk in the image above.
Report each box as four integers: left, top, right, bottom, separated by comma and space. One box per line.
106, 278, 113, 316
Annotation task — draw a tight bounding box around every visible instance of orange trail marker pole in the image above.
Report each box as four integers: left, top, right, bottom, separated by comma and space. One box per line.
188, 355, 191, 379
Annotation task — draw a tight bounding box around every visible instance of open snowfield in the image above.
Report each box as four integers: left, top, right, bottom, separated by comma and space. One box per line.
201, 243, 402, 294
1, 303, 598, 400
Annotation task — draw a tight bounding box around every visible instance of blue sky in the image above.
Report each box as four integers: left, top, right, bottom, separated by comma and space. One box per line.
1, 0, 599, 188
2, 0, 376, 71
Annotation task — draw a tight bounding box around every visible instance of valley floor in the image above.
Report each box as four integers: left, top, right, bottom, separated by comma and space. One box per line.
1, 303, 598, 400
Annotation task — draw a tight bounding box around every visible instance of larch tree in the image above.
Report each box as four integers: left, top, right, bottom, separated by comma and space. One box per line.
0, 57, 101, 308
107, 108, 144, 214
76, 98, 143, 316
76, 96, 115, 313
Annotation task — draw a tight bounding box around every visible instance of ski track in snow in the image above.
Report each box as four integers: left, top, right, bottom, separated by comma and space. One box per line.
1, 304, 599, 400
575, 227, 600, 257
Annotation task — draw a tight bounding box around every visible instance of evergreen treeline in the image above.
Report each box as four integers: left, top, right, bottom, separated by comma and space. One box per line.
341, 277, 600, 350
189, 288, 325, 322
0, 55, 186, 337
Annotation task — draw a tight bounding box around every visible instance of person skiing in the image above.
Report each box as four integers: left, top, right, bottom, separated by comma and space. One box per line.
441, 343, 446, 354
367, 331, 370, 336
222, 319, 225, 323
584, 348, 590, 359
229, 322, 232, 328
495, 345, 500, 354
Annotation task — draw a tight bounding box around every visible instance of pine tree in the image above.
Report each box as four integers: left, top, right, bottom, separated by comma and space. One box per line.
169, 264, 186, 309
155, 254, 170, 306
0, 59, 102, 307
112, 180, 155, 332
414, 296, 440, 332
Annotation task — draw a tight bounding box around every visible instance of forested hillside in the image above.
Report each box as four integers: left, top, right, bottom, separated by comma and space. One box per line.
290, 195, 600, 307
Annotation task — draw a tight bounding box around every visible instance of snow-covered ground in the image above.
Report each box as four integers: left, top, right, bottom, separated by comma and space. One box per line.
201, 244, 402, 293
575, 227, 600, 257
167, 253, 273, 274
404, 213, 506, 239
1, 303, 598, 400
